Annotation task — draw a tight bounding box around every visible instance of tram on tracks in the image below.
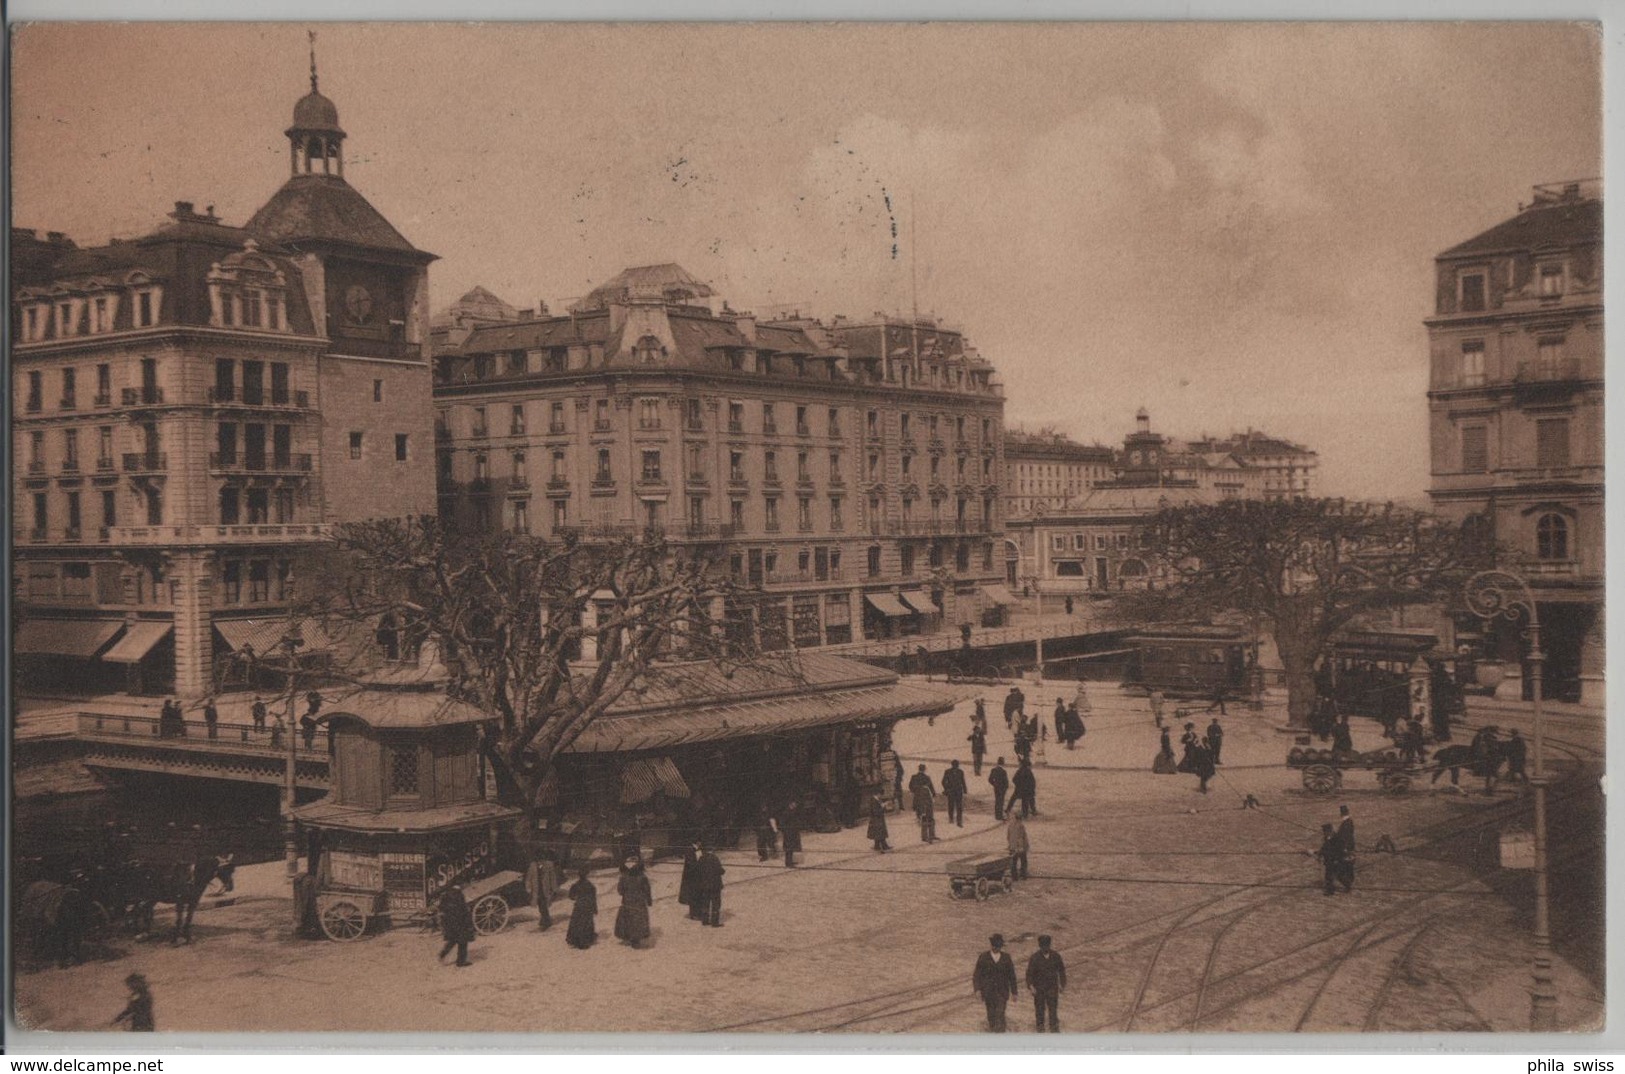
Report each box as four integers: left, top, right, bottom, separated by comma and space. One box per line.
1123, 624, 1252, 700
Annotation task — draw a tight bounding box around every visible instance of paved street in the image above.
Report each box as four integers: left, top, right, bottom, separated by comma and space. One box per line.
14, 681, 1602, 1036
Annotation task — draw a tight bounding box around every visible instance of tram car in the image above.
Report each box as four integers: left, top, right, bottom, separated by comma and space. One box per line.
1321, 630, 1441, 726
1124, 625, 1251, 700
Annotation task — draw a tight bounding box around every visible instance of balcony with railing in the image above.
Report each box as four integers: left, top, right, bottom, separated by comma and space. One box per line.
62, 526, 83, 543
106, 522, 332, 546
208, 453, 313, 474
122, 452, 168, 474
121, 387, 166, 406
471, 424, 490, 439
676, 522, 738, 541
727, 420, 745, 434
26, 459, 46, 476
546, 476, 569, 492
208, 387, 312, 409
93, 392, 113, 408
96, 456, 116, 473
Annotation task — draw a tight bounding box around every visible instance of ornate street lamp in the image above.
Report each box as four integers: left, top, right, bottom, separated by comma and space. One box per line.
280, 626, 306, 883
1462, 569, 1555, 1030
1022, 573, 1044, 683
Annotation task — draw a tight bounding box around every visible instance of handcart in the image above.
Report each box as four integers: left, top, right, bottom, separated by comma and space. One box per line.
946, 852, 1015, 901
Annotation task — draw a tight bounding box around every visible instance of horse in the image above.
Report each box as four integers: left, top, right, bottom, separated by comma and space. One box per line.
128, 855, 219, 944
18, 880, 92, 967
1429, 741, 1508, 793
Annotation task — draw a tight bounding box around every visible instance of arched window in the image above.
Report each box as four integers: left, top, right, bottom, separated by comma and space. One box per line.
632, 335, 665, 365
1536, 513, 1569, 560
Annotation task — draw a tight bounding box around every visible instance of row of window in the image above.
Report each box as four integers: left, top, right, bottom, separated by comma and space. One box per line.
1050, 532, 1144, 553
17, 285, 162, 343
1454, 260, 1567, 313
219, 558, 296, 604
27, 485, 165, 538
1453, 336, 1569, 388
1455, 416, 1571, 473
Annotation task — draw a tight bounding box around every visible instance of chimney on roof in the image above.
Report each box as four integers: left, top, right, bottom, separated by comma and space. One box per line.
173, 201, 194, 217
1135, 407, 1151, 434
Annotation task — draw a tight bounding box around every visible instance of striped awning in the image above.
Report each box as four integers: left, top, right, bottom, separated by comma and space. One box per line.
982, 583, 1019, 606
214, 617, 333, 657
865, 593, 913, 618
102, 622, 173, 664
899, 590, 939, 615
619, 756, 692, 804
14, 619, 122, 658
572, 679, 966, 754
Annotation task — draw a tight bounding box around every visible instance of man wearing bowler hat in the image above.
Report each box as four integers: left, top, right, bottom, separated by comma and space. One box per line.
972, 933, 1018, 1032
1025, 934, 1067, 1032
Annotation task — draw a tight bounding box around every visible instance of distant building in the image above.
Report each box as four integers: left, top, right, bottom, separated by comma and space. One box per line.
1099, 409, 1266, 499
11, 68, 437, 698
1184, 429, 1318, 499
1002, 429, 1115, 518
1005, 485, 1211, 596
1424, 179, 1602, 703
430, 268, 1012, 646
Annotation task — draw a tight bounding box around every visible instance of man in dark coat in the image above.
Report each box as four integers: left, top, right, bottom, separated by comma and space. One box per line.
910, 765, 938, 843
972, 933, 1018, 1032
1206, 717, 1224, 765
780, 801, 803, 867
1025, 934, 1067, 1032
867, 794, 891, 852
1002, 687, 1020, 729
1315, 823, 1353, 895
973, 697, 988, 729
1331, 715, 1355, 757
1013, 726, 1032, 765
754, 804, 778, 862
1053, 698, 1067, 743
250, 696, 268, 732
1193, 738, 1216, 793
202, 696, 219, 740
437, 884, 475, 966
1505, 728, 1529, 783
941, 760, 968, 827
694, 844, 725, 927
988, 758, 1010, 821
1012, 759, 1037, 817
967, 726, 987, 776
892, 755, 906, 810
1335, 805, 1355, 857
678, 842, 703, 921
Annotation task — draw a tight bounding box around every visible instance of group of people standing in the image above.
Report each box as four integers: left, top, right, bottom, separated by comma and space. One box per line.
1152, 716, 1223, 792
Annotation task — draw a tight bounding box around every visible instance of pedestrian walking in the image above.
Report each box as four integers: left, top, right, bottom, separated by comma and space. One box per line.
436, 884, 475, 966
1335, 804, 1355, 856
566, 869, 598, 949
1006, 812, 1029, 880
1025, 935, 1066, 1032
892, 754, 906, 811
1002, 686, 1022, 729
968, 726, 987, 776
1012, 758, 1037, 817
1064, 595, 1074, 616
203, 696, 219, 740
1013, 725, 1033, 765
1177, 722, 1198, 772
910, 764, 938, 843
1400, 716, 1427, 764
988, 758, 1010, 821
1505, 728, 1528, 783
527, 852, 559, 931
973, 697, 988, 729
780, 801, 803, 867
1149, 688, 1166, 728
250, 696, 268, 732
679, 841, 703, 921
942, 759, 968, 827
269, 715, 285, 749
614, 857, 653, 947
1207, 684, 1228, 716
1206, 717, 1224, 765
694, 844, 725, 927
111, 973, 154, 1031
1153, 727, 1178, 774
867, 794, 891, 852
1314, 823, 1353, 895
1052, 698, 1067, 743
972, 934, 1018, 1033
1063, 702, 1085, 750
1193, 737, 1216, 793
754, 804, 778, 862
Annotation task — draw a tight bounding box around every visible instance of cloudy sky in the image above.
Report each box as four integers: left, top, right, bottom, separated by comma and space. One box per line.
11, 22, 1601, 500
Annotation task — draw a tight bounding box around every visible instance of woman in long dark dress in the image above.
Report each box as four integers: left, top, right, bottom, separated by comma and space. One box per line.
866, 794, 890, 852
614, 857, 652, 948
566, 869, 598, 949
1152, 727, 1178, 774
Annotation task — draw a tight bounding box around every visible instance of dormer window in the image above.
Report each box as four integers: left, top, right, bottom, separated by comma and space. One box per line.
1538, 262, 1566, 298
89, 296, 116, 334
632, 335, 665, 365
135, 290, 157, 327
1458, 270, 1487, 312
21, 305, 45, 343
55, 300, 80, 338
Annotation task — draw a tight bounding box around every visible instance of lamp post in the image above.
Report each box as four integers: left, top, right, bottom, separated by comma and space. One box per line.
1462, 569, 1555, 1030
1022, 573, 1043, 683
280, 627, 306, 882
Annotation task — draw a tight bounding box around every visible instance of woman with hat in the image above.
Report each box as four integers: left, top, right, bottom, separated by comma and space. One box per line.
614, 857, 653, 948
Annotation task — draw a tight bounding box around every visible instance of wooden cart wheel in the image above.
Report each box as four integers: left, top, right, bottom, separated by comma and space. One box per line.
320, 899, 368, 942
1379, 772, 1412, 795
1002, 871, 1014, 893
1302, 764, 1338, 795
471, 893, 509, 935
974, 877, 991, 901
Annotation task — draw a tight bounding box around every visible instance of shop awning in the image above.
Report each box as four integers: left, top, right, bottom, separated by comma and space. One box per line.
214, 617, 333, 657
865, 593, 914, 618
619, 756, 692, 804
899, 590, 940, 615
982, 583, 1019, 607
571, 679, 968, 754
14, 619, 122, 658
101, 622, 173, 664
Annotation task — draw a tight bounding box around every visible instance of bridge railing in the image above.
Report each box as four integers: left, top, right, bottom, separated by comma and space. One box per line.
76, 712, 329, 754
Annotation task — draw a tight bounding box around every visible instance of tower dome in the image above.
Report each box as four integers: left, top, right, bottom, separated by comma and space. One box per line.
284, 36, 346, 177
291, 88, 343, 136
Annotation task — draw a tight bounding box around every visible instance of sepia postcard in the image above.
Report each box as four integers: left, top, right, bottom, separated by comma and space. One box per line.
7, 20, 1604, 1040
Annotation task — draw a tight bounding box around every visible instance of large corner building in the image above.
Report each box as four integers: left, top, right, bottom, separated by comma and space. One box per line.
11, 72, 437, 697
1425, 180, 1603, 703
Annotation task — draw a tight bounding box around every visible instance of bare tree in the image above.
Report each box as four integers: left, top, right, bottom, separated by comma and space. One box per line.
1113, 498, 1487, 727
318, 517, 777, 828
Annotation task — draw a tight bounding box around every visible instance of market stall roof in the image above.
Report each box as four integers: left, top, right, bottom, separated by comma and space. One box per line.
214, 616, 333, 656
865, 592, 914, 618
101, 621, 172, 664
620, 756, 691, 803
982, 583, 1019, 606
322, 690, 491, 730
899, 590, 940, 615
290, 798, 519, 834
570, 679, 966, 754
14, 619, 122, 658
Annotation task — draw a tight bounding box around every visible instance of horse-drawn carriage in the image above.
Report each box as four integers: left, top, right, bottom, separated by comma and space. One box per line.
315, 864, 524, 942
1286, 745, 1421, 796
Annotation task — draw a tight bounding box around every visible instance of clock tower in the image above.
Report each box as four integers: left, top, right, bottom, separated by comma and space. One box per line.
243, 57, 439, 524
